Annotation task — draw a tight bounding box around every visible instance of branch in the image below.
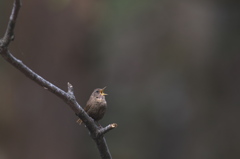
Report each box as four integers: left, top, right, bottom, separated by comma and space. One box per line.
1, 0, 21, 48
0, 1, 117, 159
98, 123, 118, 136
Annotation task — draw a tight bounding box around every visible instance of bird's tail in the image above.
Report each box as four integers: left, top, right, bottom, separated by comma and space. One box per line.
76, 118, 83, 125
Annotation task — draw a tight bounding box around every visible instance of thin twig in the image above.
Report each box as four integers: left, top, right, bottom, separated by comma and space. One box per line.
98, 123, 118, 136
1, 0, 21, 48
0, 1, 117, 159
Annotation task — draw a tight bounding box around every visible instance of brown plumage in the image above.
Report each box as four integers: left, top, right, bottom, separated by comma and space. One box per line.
77, 87, 107, 125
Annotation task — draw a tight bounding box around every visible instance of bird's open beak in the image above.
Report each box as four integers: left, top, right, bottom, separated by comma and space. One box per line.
100, 87, 107, 96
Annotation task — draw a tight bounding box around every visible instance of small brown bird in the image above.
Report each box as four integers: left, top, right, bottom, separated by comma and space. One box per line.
77, 87, 107, 125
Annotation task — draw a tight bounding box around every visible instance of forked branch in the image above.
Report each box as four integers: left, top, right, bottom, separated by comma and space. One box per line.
0, 1, 117, 159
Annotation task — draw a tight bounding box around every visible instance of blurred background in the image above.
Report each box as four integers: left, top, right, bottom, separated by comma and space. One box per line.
0, 0, 240, 159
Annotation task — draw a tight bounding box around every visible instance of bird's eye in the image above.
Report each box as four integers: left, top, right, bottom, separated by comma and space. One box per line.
96, 90, 99, 93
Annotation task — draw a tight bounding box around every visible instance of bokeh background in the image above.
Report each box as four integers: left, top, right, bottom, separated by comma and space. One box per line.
1, 0, 240, 159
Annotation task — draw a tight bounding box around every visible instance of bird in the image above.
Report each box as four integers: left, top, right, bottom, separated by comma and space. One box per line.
77, 87, 107, 125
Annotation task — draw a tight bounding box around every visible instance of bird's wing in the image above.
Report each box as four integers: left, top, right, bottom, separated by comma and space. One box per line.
84, 100, 92, 112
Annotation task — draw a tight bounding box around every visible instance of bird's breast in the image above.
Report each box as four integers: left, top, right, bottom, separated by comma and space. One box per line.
96, 97, 106, 103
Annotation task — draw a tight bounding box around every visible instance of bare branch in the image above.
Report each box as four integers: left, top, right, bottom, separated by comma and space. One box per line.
98, 123, 118, 136
1, 0, 21, 48
96, 137, 113, 159
0, 1, 117, 159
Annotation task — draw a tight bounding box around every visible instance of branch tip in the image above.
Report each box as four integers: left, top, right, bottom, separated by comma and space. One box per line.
67, 82, 74, 94
97, 123, 118, 136
111, 123, 118, 128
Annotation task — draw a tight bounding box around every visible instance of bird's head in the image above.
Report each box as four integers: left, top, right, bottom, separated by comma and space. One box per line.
92, 87, 107, 98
